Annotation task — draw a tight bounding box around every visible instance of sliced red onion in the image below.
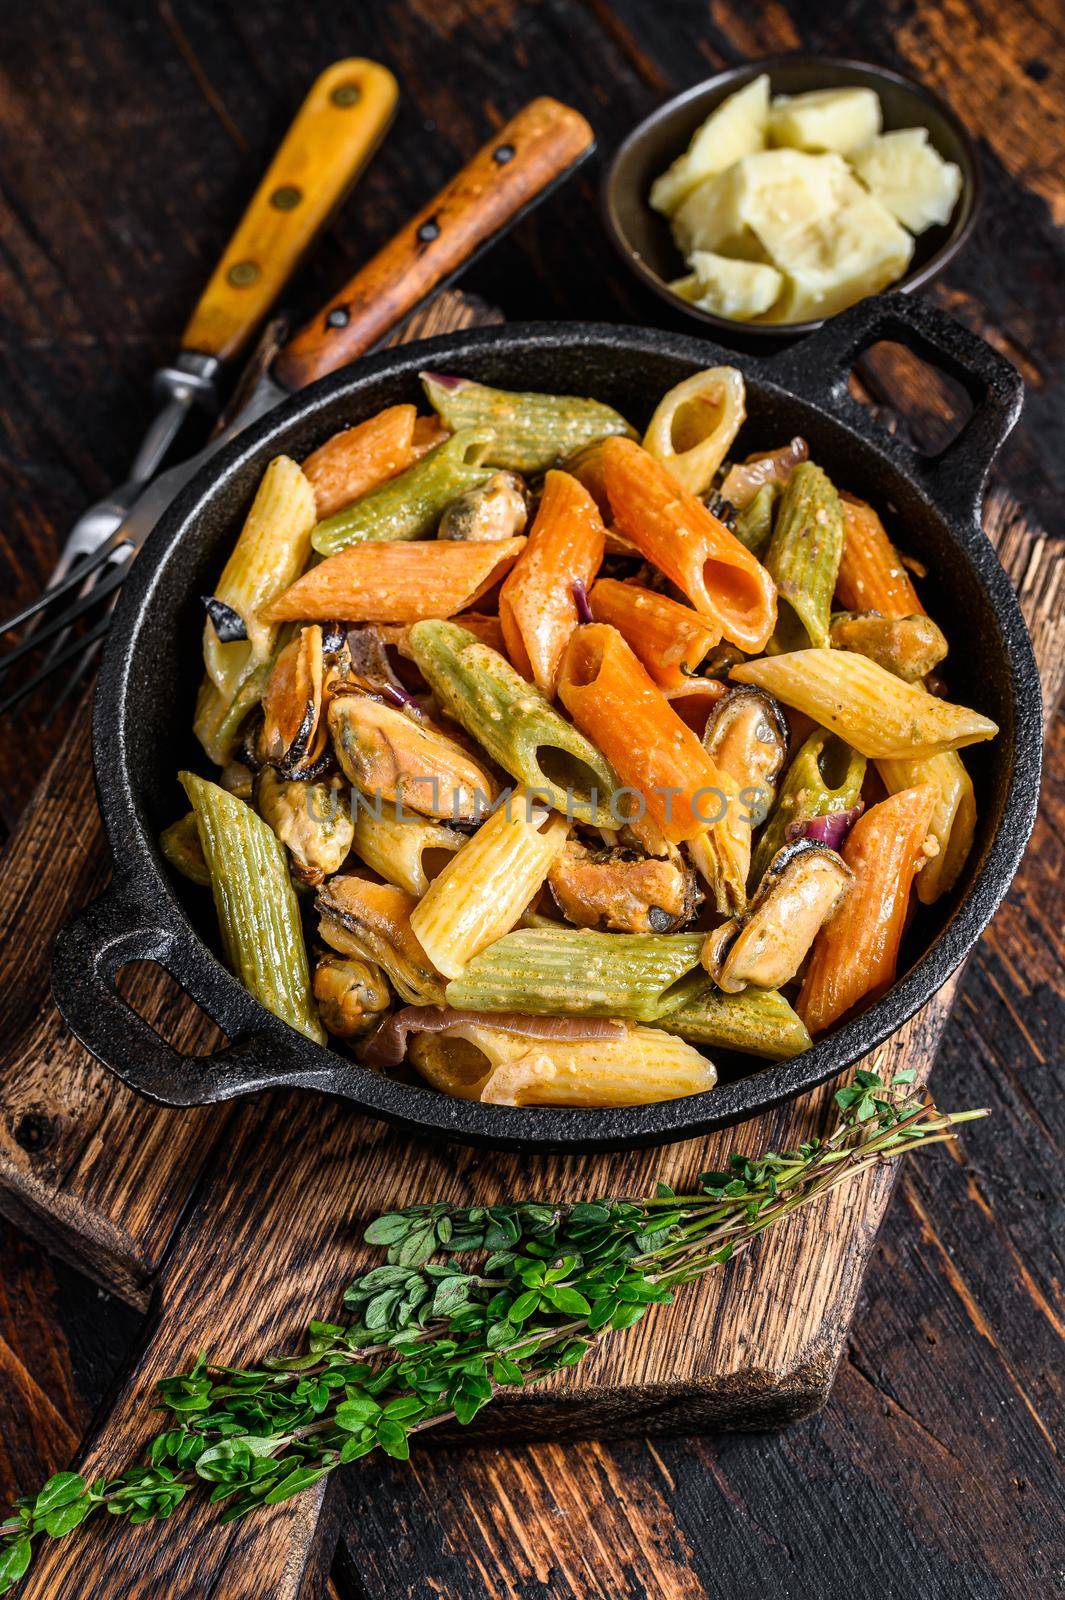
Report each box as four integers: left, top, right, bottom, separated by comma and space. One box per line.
572, 578, 593, 625
419, 370, 466, 393
361, 1006, 626, 1068
786, 803, 864, 852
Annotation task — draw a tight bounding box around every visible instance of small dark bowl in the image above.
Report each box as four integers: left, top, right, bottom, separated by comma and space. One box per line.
603, 56, 980, 342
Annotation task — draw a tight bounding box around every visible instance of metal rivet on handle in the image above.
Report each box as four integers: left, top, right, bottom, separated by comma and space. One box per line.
331, 82, 362, 107
417, 218, 441, 243
326, 307, 350, 328
493, 143, 515, 164
270, 184, 302, 210
226, 260, 261, 287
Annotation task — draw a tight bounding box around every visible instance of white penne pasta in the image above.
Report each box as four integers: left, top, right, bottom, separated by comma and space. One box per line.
731, 650, 998, 759
203, 455, 316, 705
351, 802, 467, 898
642, 367, 746, 496
408, 1021, 716, 1106
876, 750, 976, 904
410, 792, 570, 980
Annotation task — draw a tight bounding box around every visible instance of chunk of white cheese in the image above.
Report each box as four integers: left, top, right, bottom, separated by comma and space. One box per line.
650, 74, 770, 217
762, 183, 915, 323
852, 127, 963, 233
671, 251, 784, 319
768, 87, 882, 155
672, 149, 850, 262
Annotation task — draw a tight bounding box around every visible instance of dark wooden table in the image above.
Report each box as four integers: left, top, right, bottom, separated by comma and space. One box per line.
0, 2, 1061, 1596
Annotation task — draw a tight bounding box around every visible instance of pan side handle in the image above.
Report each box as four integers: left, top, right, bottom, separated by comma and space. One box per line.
760, 292, 1024, 529
50, 893, 318, 1107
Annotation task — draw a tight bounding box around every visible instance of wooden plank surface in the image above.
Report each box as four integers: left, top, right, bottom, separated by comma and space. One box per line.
0, 0, 1061, 1596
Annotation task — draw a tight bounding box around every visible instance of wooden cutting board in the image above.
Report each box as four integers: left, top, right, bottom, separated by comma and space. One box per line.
1, 292, 1061, 1600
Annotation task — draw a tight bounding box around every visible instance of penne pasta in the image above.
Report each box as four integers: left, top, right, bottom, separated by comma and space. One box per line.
798, 783, 938, 1033
421, 372, 635, 473
660, 981, 812, 1059
317, 873, 445, 1006
876, 750, 976, 903
498, 470, 606, 696
601, 436, 777, 653
642, 367, 746, 496
302, 404, 419, 520
203, 455, 316, 707
588, 579, 720, 690
264, 537, 525, 624
408, 1019, 716, 1107
411, 791, 570, 978
351, 802, 467, 898
731, 650, 998, 759
558, 623, 740, 850
751, 728, 866, 885
445, 926, 705, 1021
180, 772, 324, 1043
311, 427, 496, 555
836, 494, 925, 617
408, 620, 619, 827
763, 462, 844, 651
662, 676, 729, 733
193, 658, 273, 767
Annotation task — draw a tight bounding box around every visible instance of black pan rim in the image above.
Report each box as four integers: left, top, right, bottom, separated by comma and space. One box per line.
85, 317, 1042, 1152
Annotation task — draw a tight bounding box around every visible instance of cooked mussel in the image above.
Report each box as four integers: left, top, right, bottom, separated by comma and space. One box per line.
317, 874, 444, 1006
703, 686, 789, 828
328, 690, 498, 824
829, 611, 949, 683
260, 624, 350, 777
313, 954, 391, 1041
256, 767, 354, 885
437, 472, 528, 541
701, 839, 853, 994
548, 837, 700, 934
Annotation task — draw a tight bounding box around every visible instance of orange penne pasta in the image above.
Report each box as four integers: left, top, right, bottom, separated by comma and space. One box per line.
589, 579, 720, 690
264, 539, 525, 625
558, 623, 735, 845
498, 470, 605, 696
836, 495, 926, 617
302, 405, 419, 520
662, 676, 728, 733
601, 437, 776, 653
798, 784, 938, 1034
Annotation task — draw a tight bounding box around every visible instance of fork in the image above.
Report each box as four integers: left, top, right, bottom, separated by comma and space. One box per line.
0, 57, 398, 718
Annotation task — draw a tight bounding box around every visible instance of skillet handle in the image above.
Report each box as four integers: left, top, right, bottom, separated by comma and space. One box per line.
761, 292, 1024, 526
51, 892, 298, 1107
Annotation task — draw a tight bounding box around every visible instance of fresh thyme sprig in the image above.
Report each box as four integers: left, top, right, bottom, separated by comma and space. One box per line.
0, 1067, 985, 1592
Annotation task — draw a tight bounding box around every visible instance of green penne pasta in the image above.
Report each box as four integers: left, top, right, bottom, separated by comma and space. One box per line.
407, 620, 620, 827
181, 771, 325, 1043
311, 427, 496, 556
193, 658, 273, 767
660, 981, 811, 1060
750, 728, 866, 885
420, 372, 636, 473
445, 928, 705, 1021
764, 462, 844, 651
159, 812, 210, 886
730, 481, 777, 555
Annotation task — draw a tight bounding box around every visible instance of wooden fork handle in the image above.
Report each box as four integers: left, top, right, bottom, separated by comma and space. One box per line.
272, 97, 595, 390
181, 59, 398, 363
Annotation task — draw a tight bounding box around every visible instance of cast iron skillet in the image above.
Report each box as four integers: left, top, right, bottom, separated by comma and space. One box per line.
52, 294, 1043, 1152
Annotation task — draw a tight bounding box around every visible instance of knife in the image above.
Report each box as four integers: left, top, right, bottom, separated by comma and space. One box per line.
55, 98, 594, 602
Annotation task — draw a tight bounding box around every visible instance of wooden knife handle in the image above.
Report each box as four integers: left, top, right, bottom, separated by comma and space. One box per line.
181, 58, 398, 363
272, 97, 595, 390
